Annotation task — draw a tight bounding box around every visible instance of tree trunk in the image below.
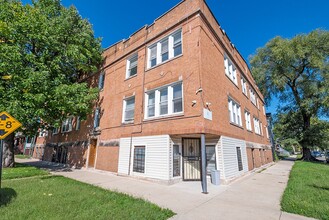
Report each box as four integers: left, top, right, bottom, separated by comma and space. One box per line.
301, 147, 315, 161
2, 133, 15, 168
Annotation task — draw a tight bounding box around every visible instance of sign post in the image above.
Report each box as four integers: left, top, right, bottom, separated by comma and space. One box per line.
0, 111, 22, 189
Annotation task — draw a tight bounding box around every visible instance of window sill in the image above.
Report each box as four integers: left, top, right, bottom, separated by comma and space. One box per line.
144, 112, 184, 122
122, 121, 134, 125
242, 92, 249, 99
230, 122, 244, 129
145, 54, 183, 72
225, 74, 239, 88
246, 129, 253, 133
125, 74, 137, 81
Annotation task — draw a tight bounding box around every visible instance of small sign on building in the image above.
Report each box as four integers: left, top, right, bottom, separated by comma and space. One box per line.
203, 108, 212, 121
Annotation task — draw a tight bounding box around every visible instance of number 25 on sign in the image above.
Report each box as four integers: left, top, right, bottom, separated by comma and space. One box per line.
0, 111, 22, 140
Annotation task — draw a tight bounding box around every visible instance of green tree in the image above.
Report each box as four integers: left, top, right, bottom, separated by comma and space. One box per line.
250, 29, 329, 160
0, 0, 102, 167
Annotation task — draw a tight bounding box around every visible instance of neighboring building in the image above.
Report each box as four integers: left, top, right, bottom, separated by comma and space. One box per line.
37, 0, 272, 183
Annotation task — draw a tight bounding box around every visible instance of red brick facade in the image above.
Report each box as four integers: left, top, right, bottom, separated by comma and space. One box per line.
37, 0, 273, 178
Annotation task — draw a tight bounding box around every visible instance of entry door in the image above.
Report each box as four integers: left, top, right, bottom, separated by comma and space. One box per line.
88, 139, 97, 167
183, 138, 201, 181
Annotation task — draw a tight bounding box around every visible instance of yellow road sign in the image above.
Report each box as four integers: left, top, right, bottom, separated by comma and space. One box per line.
0, 111, 22, 140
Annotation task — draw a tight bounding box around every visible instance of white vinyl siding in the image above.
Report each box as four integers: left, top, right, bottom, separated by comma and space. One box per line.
219, 136, 248, 179
145, 82, 183, 119
245, 111, 252, 131
147, 29, 182, 68
118, 135, 170, 180
126, 54, 138, 78
228, 98, 242, 126
224, 55, 237, 85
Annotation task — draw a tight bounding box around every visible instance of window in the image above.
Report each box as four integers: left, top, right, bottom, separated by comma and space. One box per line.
250, 88, 256, 105
173, 145, 180, 177
145, 82, 183, 119
254, 117, 260, 135
236, 147, 243, 171
123, 96, 135, 122
256, 98, 260, 109
266, 126, 269, 138
160, 39, 169, 62
52, 127, 59, 135
61, 117, 73, 133
126, 54, 138, 78
228, 98, 242, 126
263, 105, 266, 116
224, 56, 237, 84
241, 76, 247, 95
260, 122, 263, 136
147, 92, 155, 117
94, 108, 100, 128
98, 72, 105, 90
133, 146, 145, 173
147, 29, 182, 68
244, 111, 252, 131
38, 129, 48, 137
76, 116, 81, 130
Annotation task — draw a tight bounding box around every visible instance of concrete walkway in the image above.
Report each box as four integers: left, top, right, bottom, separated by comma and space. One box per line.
16, 158, 315, 220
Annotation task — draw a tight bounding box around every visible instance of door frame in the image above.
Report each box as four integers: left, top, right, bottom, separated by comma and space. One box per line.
182, 137, 202, 181
87, 138, 97, 168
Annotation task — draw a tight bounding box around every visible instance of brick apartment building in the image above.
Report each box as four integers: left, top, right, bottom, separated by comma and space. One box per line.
37, 0, 273, 184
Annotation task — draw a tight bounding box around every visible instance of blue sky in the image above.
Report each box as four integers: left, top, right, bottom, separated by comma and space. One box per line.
23, 0, 329, 115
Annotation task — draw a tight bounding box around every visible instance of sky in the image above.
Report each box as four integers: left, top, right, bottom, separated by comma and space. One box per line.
22, 0, 329, 115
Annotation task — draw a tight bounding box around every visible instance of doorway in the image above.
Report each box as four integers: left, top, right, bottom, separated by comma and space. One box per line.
88, 139, 97, 168
182, 138, 201, 181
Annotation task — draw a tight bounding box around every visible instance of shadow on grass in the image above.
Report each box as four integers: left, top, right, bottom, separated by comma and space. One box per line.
310, 184, 329, 191
0, 188, 17, 207
18, 161, 74, 172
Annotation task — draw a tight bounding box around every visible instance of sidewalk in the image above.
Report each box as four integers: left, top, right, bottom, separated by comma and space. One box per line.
16, 158, 315, 220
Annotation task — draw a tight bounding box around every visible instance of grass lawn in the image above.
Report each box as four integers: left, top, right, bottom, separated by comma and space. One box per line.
2, 163, 48, 180
0, 165, 175, 220
15, 154, 31, 159
281, 161, 329, 220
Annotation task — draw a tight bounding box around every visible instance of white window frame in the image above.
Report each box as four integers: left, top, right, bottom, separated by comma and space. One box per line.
241, 76, 247, 95
61, 117, 73, 133
94, 108, 100, 129
147, 29, 182, 69
145, 82, 183, 119
224, 55, 237, 85
228, 98, 242, 126
254, 117, 260, 135
126, 54, 138, 79
265, 126, 269, 138
122, 96, 135, 123
76, 116, 81, 131
250, 88, 256, 105
263, 105, 266, 116
38, 129, 48, 137
52, 127, 59, 135
244, 110, 252, 131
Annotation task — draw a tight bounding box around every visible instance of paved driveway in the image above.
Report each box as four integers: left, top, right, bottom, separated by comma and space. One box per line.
16, 158, 315, 220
